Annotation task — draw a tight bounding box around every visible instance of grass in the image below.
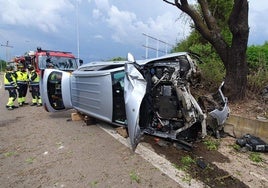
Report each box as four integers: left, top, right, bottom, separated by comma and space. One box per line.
90, 180, 98, 187
180, 155, 196, 171
232, 144, 241, 151
203, 138, 220, 150
231, 143, 263, 163
25, 157, 35, 164
129, 171, 140, 183
56, 141, 63, 146
4, 151, 17, 157
172, 155, 196, 172
181, 155, 195, 166
249, 152, 263, 163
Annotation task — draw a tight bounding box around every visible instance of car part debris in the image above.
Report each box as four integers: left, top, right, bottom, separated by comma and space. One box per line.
236, 134, 268, 152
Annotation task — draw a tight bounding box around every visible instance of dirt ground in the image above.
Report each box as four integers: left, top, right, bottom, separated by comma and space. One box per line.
0, 73, 267, 188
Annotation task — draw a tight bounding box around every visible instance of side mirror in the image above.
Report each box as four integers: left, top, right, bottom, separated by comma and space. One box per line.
127, 53, 135, 63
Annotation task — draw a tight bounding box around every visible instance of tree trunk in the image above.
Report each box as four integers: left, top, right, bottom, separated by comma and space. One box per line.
224, 47, 248, 101
223, 0, 249, 101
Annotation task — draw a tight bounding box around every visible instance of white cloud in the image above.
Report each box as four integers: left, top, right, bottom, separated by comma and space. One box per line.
106, 6, 137, 42
94, 0, 110, 11
94, 34, 104, 39
91, 2, 187, 49
146, 12, 189, 43
92, 9, 103, 19
0, 0, 74, 33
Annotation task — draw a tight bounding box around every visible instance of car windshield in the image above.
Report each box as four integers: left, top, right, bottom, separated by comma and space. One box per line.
38, 55, 78, 71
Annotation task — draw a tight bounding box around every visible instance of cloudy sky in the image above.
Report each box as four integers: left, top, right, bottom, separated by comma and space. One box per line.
0, 0, 267, 63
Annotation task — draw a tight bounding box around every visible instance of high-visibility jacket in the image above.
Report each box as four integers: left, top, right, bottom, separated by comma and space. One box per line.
16, 70, 28, 84
4, 71, 17, 89
29, 70, 40, 86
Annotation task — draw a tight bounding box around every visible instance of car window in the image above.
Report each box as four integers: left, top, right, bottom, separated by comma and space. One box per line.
39, 56, 77, 70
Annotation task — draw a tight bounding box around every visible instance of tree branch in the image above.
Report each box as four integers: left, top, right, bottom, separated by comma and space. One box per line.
163, 0, 229, 62
163, 0, 176, 6
198, 0, 219, 31
229, 0, 249, 35
163, 0, 182, 9
177, 0, 212, 41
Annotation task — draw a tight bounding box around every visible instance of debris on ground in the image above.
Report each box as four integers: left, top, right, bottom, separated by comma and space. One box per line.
236, 134, 268, 152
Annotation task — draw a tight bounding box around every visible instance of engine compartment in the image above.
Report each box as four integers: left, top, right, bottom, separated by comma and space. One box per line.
139, 58, 203, 143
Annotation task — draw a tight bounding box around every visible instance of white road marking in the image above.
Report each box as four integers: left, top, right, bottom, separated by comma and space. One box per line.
97, 123, 207, 188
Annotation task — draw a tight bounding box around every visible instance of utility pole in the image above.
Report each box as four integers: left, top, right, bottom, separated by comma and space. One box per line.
1, 40, 13, 71
76, 0, 80, 60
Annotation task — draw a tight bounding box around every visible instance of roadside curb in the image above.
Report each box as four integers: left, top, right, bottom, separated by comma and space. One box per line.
225, 114, 268, 142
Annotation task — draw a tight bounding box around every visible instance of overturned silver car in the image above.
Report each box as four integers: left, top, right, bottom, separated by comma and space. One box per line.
40, 52, 229, 151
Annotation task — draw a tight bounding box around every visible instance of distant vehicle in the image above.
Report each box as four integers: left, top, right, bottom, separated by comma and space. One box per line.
40, 52, 229, 151
24, 47, 82, 74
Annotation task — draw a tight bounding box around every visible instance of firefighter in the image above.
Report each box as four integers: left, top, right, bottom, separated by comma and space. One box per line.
4, 65, 18, 110
28, 65, 42, 106
15, 63, 29, 106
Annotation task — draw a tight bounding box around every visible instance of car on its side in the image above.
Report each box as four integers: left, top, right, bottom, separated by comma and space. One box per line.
40, 52, 229, 151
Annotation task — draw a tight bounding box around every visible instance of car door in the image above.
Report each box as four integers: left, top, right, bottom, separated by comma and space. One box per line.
124, 62, 147, 151
40, 69, 72, 112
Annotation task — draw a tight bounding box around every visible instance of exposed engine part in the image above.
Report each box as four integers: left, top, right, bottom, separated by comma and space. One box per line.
141, 58, 207, 143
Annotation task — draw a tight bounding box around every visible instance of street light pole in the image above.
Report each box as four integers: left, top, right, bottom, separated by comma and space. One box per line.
76, 0, 80, 60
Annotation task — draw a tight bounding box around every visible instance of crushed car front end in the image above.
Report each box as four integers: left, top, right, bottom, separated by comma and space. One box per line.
125, 52, 229, 150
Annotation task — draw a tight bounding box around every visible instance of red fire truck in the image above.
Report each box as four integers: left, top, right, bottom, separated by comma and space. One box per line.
23, 47, 82, 74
